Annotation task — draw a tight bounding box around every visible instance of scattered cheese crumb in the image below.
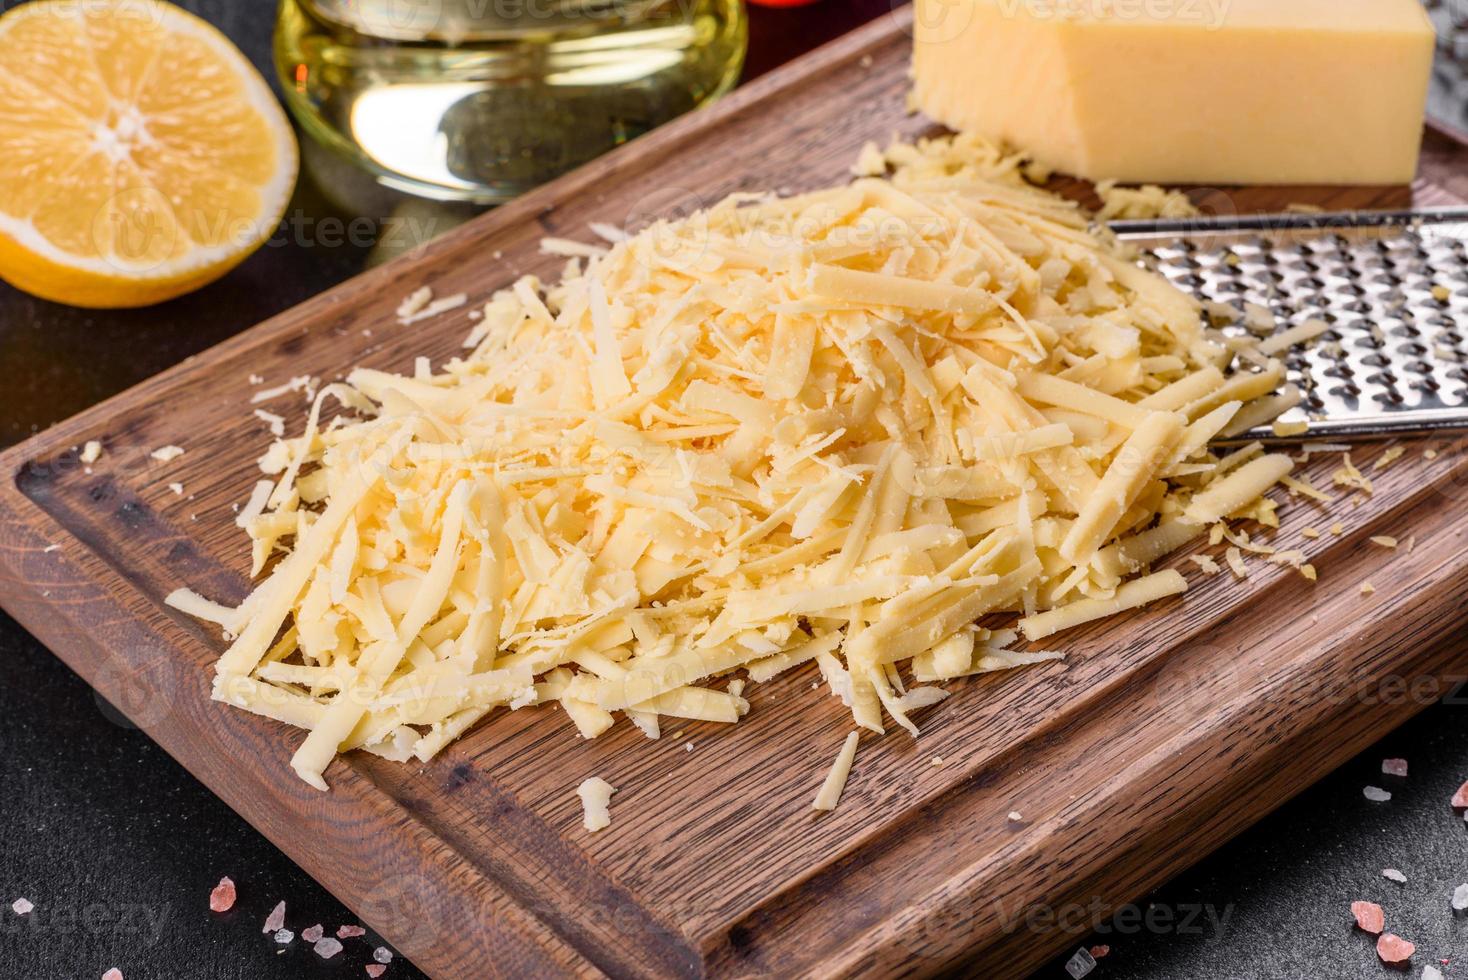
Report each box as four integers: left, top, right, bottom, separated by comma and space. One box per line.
1007, 810, 1024, 823
1242, 301, 1273, 334
588, 222, 629, 244
400, 291, 469, 326
577, 777, 615, 831
1361, 582, 1376, 595
1370, 536, 1398, 549
250, 375, 313, 404
1190, 554, 1222, 575
1224, 547, 1248, 580
80, 440, 103, 464
930, 756, 944, 766
396, 286, 432, 321
253, 409, 286, 437
1330, 523, 1345, 536
150, 445, 185, 463
540, 236, 606, 259
813, 732, 860, 812
1271, 419, 1308, 438
1301, 527, 1321, 539
1432, 284, 1452, 302
1373, 447, 1405, 471
851, 141, 887, 177
1281, 474, 1333, 504
1332, 452, 1373, 496
1259, 317, 1330, 356
1094, 179, 1198, 222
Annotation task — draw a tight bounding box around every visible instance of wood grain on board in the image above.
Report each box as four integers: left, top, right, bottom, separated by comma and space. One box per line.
3, 9, 1468, 978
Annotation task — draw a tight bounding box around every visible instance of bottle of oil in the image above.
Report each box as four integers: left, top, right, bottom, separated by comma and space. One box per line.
275, 0, 747, 202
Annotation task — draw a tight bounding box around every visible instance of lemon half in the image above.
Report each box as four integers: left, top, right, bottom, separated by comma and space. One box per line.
0, 0, 298, 308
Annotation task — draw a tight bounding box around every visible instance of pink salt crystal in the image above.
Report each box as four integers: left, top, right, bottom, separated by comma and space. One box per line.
1453, 780, 1468, 808
1089, 944, 1110, 959
1351, 901, 1384, 934
1382, 758, 1408, 777
263, 901, 286, 934
208, 877, 236, 913
314, 937, 344, 960
373, 948, 393, 964
366, 967, 387, 979
11, 898, 33, 915
301, 924, 324, 943
1376, 933, 1415, 964
102, 971, 123, 980
338, 924, 366, 939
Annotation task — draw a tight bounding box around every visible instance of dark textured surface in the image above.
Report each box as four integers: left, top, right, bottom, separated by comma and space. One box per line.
2, 2, 1467, 979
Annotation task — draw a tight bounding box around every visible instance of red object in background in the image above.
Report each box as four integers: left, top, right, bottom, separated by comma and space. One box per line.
748, 0, 822, 6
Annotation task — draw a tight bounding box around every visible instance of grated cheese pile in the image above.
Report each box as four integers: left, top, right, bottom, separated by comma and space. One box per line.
170, 133, 1302, 790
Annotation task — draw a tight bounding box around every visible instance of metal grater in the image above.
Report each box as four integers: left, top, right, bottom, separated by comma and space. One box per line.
1109, 209, 1468, 443
1424, 0, 1468, 140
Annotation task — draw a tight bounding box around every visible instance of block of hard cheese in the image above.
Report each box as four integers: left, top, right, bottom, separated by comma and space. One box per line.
912, 0, 1435, 186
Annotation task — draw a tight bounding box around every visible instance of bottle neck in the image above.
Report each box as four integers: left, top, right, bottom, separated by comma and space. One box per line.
297, 0, 688, 42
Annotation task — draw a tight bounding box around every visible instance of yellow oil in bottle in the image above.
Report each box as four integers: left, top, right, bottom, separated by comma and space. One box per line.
275, 0, 747, 202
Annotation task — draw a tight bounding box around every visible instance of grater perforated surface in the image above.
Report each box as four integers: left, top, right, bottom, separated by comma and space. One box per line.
1111, 209, 1468, 441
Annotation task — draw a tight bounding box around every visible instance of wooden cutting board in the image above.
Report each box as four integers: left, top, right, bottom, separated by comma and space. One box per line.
4, 10, 1468, 978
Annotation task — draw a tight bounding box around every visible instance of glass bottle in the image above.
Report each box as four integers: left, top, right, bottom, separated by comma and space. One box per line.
275, 0, 748, 202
